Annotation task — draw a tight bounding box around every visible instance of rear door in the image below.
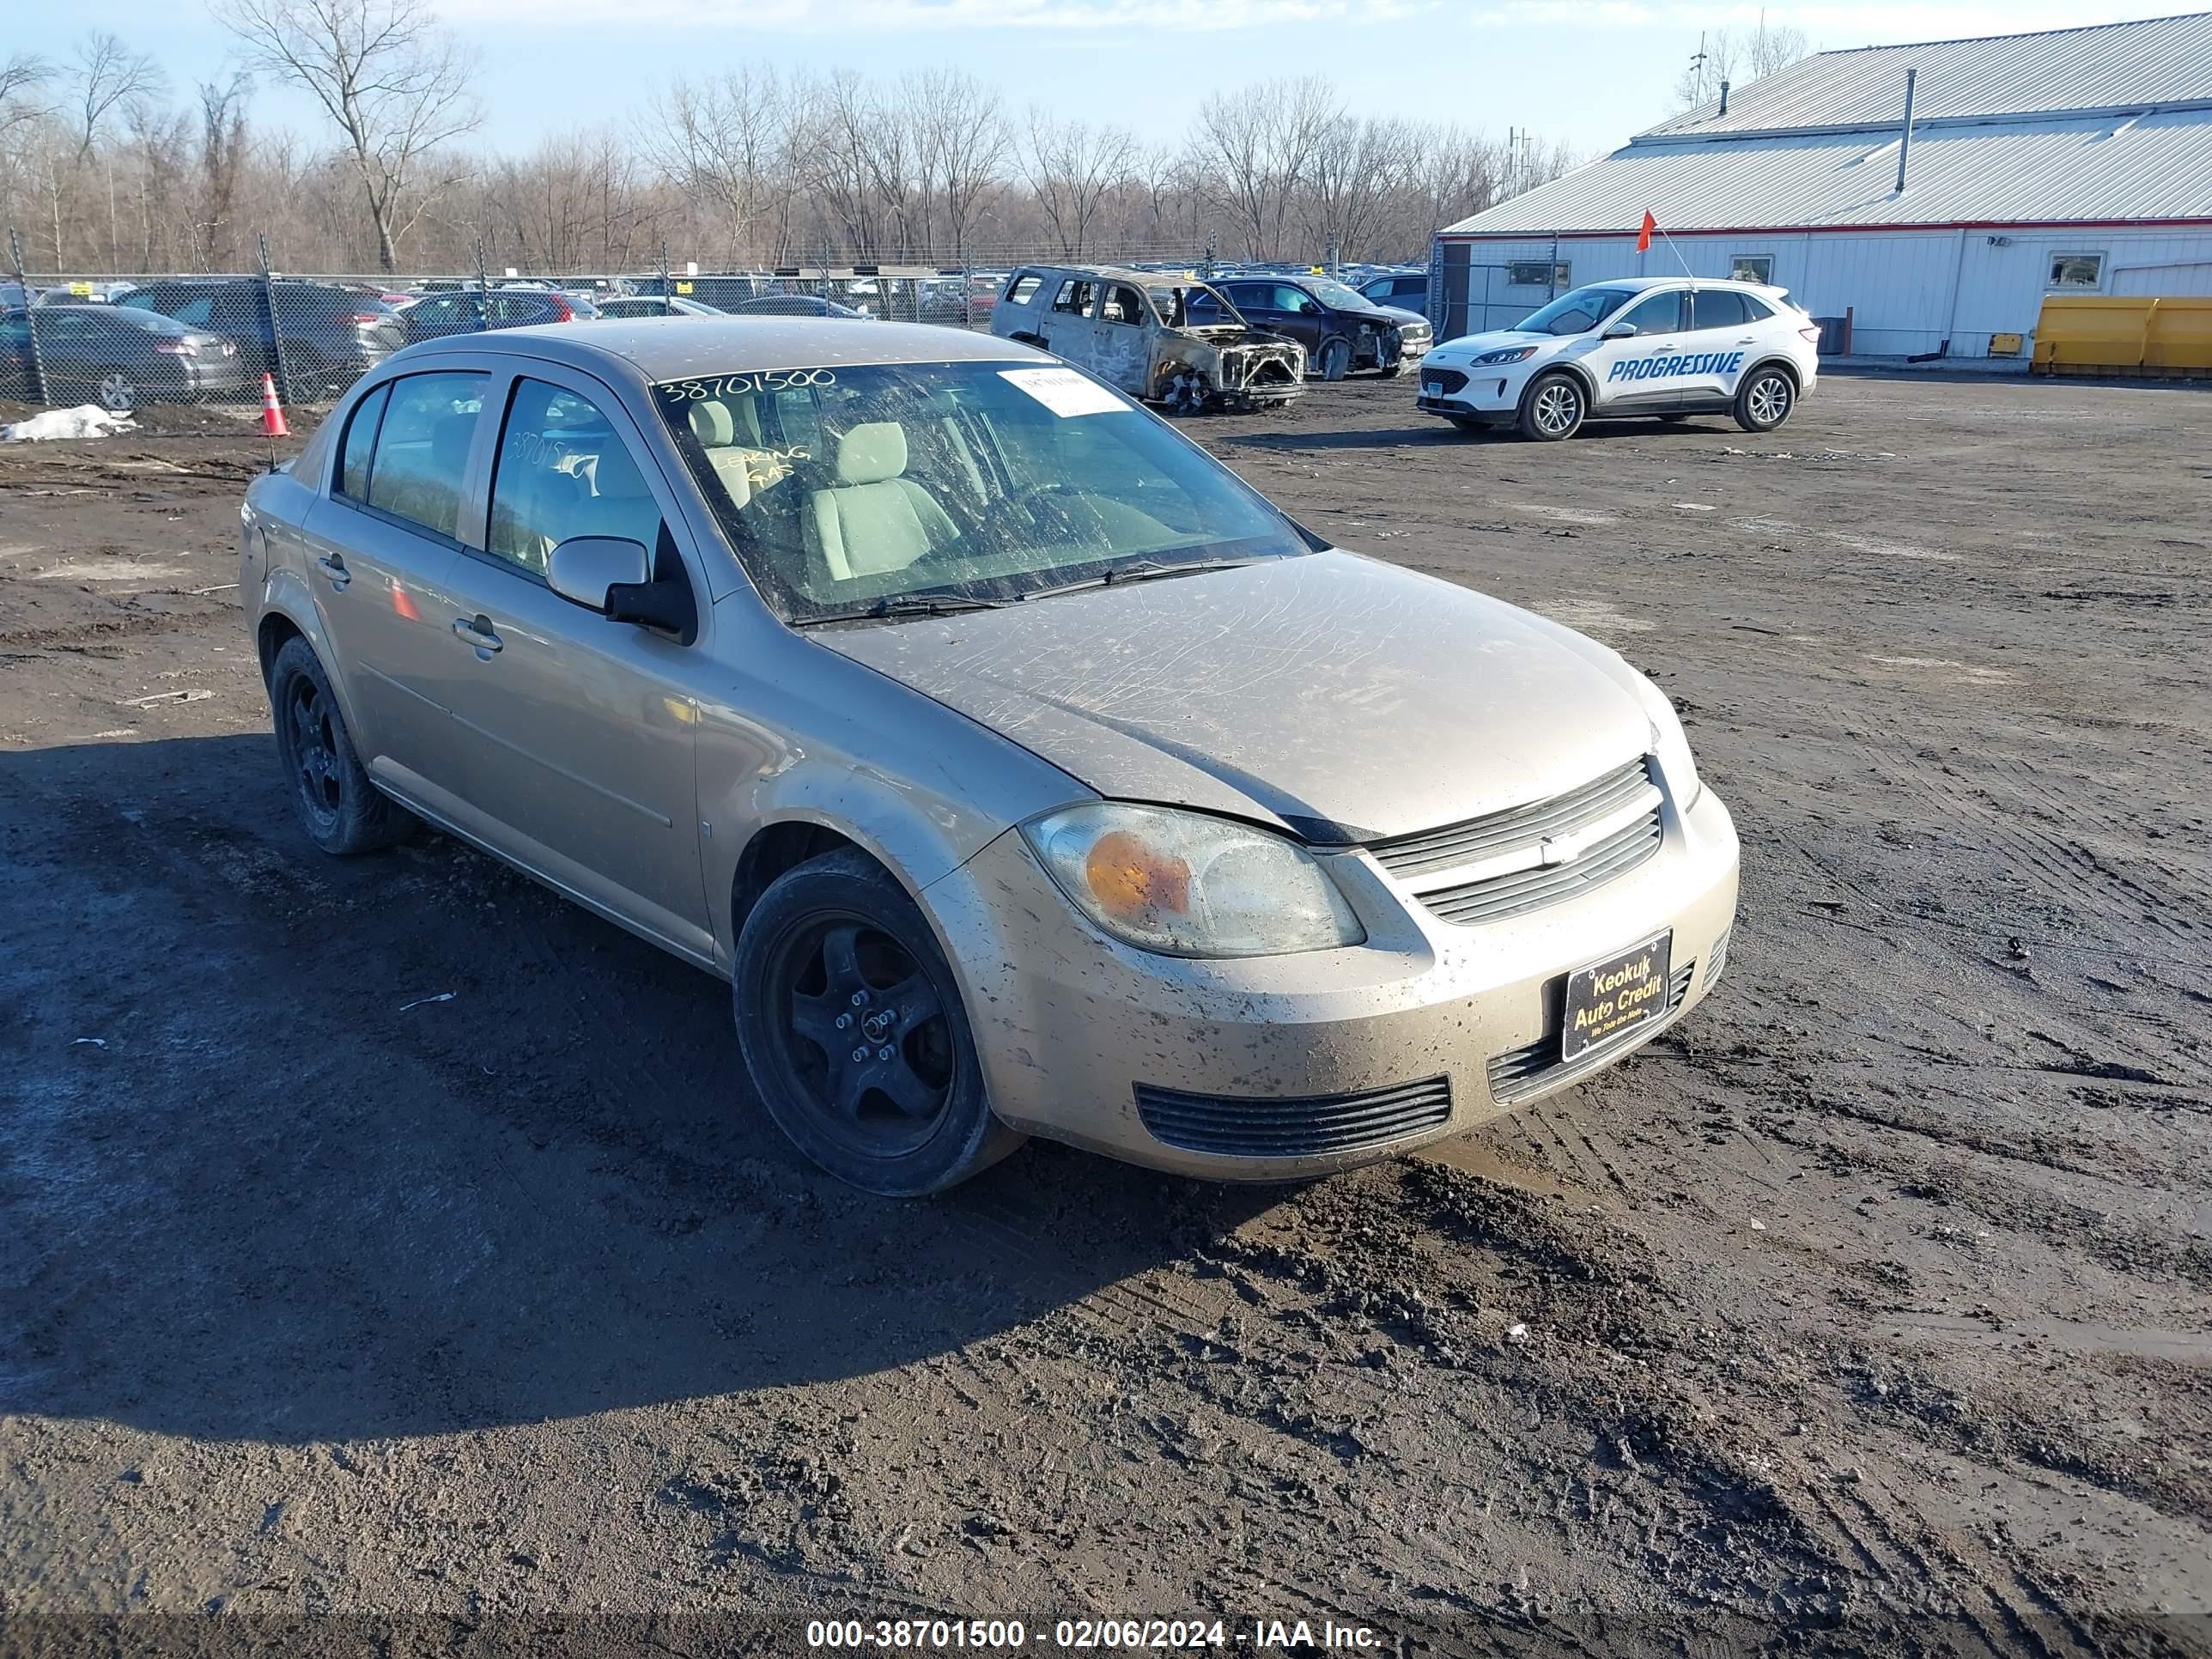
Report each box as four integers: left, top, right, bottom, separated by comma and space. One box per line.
428, 367, 714, 956
1091, 282, 1155, 395
298, 369, 488, 788
1684, 288, 1761, 399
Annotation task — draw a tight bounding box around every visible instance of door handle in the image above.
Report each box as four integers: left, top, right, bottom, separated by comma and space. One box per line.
1735, 336, 1755, 343
452, 616, 502, 653
315, 554, 349, 590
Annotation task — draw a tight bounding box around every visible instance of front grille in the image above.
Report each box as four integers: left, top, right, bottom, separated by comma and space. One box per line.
1134, 1077, 1451, 1159
1423, 368, 1468, 394
1369, 757, 1663, 927
1486, 961, 1696, 1104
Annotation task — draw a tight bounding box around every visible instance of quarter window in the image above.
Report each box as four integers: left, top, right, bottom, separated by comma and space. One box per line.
488, 379, 663, 575
2048, 252, 2103, 289
1729, 255, 1773, 284
1004, 274, 1042, 306
337, 382, 391, 500
364, 371, 487, 542
1507, 261, 1571, 290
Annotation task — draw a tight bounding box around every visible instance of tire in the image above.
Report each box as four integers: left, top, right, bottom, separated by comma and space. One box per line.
733, 848, 1024, 1197
1157, 368, 1211, 416
1734, 364, 1796, 432
96, 368, 139, 413
1318, 338, 1351, 382
266, 636, 412, 855
1517, 371, 1586, 441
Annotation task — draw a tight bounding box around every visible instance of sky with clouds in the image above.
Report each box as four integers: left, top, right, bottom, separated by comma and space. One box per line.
11, 0, 2203, 160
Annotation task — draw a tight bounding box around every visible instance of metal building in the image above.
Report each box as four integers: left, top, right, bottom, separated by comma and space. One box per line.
1432, 12, 2212, 362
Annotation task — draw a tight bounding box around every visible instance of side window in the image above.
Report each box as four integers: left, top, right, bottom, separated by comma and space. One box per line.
1691, 290, 1752, 331
1099, 284, 1145, 325
337, 382, 391, 500
366, 371, 488, 542
1004, 274, 1042, 306
1616, 289, 1686, 335
2047, 252, 2103, 289
487, 378, 663, 575
168, 296, 215, 327
1050, 279, 1094, 316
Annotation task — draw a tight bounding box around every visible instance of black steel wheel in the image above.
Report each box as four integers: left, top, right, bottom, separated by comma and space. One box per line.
1317, 338, 1351, 382
1158, 367, 1211, 416
733, 849, 1022, 1196
266, 636, 411, 854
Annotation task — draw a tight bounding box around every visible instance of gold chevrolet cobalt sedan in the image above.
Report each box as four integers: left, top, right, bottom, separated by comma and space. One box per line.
239, 320, 1738, 1196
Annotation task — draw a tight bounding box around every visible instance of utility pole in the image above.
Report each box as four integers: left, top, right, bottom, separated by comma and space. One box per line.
1689, 31, 1711, 105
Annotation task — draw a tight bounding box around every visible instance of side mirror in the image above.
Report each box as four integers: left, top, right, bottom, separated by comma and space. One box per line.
547, 535, 650, 613
1602, 321, 1638, 339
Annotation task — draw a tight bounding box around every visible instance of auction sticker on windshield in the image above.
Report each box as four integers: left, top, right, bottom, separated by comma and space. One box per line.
1000, 367, 1130, 417
1561, 930, 1673, 1062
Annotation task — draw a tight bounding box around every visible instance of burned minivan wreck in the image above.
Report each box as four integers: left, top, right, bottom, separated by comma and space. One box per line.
991, 264, 1304, 413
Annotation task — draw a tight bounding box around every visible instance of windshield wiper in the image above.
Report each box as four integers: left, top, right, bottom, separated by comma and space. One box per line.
1017, 557, 1265, 603
792, 592, 1008, 628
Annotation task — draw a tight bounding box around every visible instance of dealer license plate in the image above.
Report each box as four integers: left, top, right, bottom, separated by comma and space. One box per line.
1561, 930, 1672, 1063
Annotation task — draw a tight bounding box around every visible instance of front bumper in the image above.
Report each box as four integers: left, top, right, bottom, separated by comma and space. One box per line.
923, 787, 1739, 1180
1415, 360, 1534, 420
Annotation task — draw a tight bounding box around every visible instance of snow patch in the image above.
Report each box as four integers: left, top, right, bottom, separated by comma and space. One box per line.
0, 405, 137, 442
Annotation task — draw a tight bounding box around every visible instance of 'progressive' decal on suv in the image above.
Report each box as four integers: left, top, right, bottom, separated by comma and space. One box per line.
1608, 351, 1747, 383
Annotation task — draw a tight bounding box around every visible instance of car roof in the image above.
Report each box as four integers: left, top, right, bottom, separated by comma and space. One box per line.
392, 318, 1043, 386
1577, 276, 1776, 293
1014, 263, 1204, 289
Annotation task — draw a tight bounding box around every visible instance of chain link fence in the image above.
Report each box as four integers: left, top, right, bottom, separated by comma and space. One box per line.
5, 229, 1431, 417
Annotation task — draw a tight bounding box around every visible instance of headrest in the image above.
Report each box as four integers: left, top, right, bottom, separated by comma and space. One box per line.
689, 403, 733, 447
836, 422, 907, 486
431, 413, 476, 472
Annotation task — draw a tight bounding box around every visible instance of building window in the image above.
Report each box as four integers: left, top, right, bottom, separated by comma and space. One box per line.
1730, 255, 1773, 284
2047, 252, 2104, 289
1506, 260, 1570, 290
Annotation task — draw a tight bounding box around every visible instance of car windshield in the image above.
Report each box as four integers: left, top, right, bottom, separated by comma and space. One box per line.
1305, 277, 1372, 310
1516, 286, 1639, 336
652, 360, 1311, 623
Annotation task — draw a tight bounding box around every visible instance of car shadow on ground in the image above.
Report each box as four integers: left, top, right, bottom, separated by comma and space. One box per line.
0, 734, 1285, 1447
1221, 419, 1738, 454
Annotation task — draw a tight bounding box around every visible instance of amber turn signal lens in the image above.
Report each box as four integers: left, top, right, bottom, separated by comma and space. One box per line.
1085, 830, 1190, 920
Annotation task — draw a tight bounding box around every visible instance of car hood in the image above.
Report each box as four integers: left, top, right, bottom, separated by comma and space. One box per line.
1364, 302, 1431, 331
814, 550, 1653, 843
1431, 328, 1551, 360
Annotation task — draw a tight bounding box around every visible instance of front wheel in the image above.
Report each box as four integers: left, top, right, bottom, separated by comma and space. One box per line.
1734, 365, 1796, 432
96, 368, 139, 413
1517, 371, 1586, 441
267, 637, 412, 854
733, 849, 1024, 1196
1317, 338, 1351, 382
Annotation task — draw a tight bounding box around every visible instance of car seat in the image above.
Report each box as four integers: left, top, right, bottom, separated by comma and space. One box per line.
805, 422, 958, 581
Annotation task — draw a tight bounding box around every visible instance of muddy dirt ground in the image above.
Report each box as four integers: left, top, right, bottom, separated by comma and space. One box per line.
2, 374, 2208, 1656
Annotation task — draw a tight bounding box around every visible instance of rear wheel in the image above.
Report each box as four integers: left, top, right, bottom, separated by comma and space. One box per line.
1517, 372, 1586, 441
1734, 365, 1796, 432
733, 849, 1023, 1197
267, 637, 411, 854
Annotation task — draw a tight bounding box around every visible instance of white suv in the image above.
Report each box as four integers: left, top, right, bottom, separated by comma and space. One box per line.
1417, 277, 1820, 441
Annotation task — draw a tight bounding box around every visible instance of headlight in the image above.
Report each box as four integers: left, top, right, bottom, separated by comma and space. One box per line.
1021, 803, 1365, 958
1632, 673, 1703, 811
1474, 345, 1539, 365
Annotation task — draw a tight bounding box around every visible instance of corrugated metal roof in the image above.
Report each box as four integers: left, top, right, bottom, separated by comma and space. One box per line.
1644, 11, 2212, 140
1440, 108, 2212, 235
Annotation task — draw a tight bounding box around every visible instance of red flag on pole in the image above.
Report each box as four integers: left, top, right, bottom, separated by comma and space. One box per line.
1637, 210, 1657, 253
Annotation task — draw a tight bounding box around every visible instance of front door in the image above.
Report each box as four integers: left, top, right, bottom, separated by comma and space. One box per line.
299, 369, 489, 789
431, 368, 713, 957
1585, 288, 1717, 411
1091, 282, 1155, 395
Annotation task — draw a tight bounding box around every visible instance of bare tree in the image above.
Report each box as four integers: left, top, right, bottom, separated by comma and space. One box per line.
1673, 18, 1811, 109
1302, 114, 1418, 263
1185, 76, 1339, 261
196, 74, 252, 269
907, 67, 1010, 262
64, 33, 167, 163
214, 0, 482, 271
1, 53, 55, 143
1022, 109, 1137, 259
659, 66, 801, 267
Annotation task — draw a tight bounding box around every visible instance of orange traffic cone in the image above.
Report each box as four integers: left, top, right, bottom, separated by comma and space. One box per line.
259, 372, 289, 438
